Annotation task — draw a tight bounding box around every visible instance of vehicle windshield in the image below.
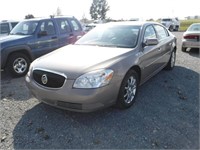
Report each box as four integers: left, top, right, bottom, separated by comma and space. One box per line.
187, 24, 200, 31
162, 19, 172, 21
10, 21, 38, 35
75, 24, 140, 48
0, 23, 10, 34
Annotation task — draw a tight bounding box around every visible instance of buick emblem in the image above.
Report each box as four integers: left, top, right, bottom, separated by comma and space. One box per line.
41, 74, 48, 84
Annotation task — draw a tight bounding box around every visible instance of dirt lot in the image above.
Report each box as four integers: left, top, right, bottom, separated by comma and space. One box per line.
0, 32, 199, 149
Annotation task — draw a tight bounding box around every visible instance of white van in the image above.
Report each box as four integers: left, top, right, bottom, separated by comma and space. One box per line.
161, 18, 180, 31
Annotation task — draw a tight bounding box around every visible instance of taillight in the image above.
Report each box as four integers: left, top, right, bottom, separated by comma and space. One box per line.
183, 35, 199, 40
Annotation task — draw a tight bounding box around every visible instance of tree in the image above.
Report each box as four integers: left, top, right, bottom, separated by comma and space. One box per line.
147, 18, 154, 21
25, 14, 34, 19
90, 0, 110, 20
56, 7, 62, 16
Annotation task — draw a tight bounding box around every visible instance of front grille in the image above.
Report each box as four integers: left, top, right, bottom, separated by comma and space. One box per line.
33, 69, 66, 88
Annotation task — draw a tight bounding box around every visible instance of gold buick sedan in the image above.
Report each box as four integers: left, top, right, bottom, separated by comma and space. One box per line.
26, 21, 177, 112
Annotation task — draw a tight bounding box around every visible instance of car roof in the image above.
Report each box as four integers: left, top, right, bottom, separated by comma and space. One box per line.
104, 21, 161, 26
21, 16, 75, 22
0, 20, 19, 23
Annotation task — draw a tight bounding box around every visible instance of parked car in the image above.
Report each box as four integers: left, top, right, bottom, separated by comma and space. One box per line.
161, 18, 180, 31
26, 21, 177, 112
0, 16, 85, 77
84, 23, 97, 32
181, 23, 200, 52
0, 20, 19, 37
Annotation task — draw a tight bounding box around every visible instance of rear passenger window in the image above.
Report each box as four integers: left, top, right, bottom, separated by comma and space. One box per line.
70, 20, 80, 31
154, 25, 169, 40
57, 19, 71, 34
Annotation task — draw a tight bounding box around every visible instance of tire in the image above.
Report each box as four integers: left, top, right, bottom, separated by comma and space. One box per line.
182, 47, 187, 52
6, 53, 30, 77
165, 50, 176, 70
116, 70, 139, 109
169, 25, 174, 32
175, 26, 179, 31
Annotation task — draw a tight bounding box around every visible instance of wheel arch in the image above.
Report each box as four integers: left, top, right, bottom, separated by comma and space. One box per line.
129, 65, 141, 84
2, 45, 34, 68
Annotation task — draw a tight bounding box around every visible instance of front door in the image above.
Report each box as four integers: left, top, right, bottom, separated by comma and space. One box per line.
34, 20, 59, 57
140, 25, 162, 81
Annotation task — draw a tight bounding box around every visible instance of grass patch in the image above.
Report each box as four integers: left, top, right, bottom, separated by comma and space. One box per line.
180, 19, 200, 31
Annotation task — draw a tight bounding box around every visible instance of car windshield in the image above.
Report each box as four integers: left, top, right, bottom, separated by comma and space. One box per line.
0, 23, 10, 34
187, 24, 200, 31
162, 19, 172, 21
75, 24, 140, 48
10, 21, 38, 35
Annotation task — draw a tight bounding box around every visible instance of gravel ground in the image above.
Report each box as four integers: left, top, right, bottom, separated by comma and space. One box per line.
0, 32, 199, 149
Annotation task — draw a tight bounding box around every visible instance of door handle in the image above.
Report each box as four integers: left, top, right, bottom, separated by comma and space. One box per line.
158, 48, 162, 51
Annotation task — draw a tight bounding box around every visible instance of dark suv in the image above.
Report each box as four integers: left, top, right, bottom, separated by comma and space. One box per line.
0, 16, 85, 77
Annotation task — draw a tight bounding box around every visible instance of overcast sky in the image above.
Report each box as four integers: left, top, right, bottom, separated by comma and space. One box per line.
0, 0, 199, 21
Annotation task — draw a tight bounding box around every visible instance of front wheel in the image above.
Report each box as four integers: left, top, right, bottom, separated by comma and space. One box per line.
182, 47, 187, 52
165, 50, 176, 70
175, 26, 179, 31
6, 53, 30, 77
116, 70, 139, 109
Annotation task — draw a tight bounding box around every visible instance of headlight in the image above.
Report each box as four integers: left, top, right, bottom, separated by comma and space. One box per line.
73, 69, 114, 89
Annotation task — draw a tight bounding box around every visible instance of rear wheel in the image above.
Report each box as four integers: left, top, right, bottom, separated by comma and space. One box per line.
116, 70, 139, 109
182, 47, 187, 52
6, 53, 30, 77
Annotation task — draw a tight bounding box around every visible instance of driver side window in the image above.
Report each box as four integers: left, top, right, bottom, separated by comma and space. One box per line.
143, 25, 156, 42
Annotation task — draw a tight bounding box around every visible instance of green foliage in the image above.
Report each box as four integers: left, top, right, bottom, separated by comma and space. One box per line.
180, 19, 200, 31
90, 0, 110, 20
25, 14, 34, 19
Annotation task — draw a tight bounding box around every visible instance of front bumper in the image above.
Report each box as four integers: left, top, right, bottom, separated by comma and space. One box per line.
25, 75, 121, 112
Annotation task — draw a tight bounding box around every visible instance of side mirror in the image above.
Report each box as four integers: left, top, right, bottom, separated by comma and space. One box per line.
143, 38, 159, 47
38, 31, 47, 37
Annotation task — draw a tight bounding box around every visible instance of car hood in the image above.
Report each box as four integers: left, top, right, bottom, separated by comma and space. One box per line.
0, 33, 9, 38
0, 35, 33, 50
32, 45, 133, 79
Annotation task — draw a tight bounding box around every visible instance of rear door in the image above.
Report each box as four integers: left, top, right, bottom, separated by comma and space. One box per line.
153, 24, 173, 67
68, 18, 84, 43
56, 18, 74, 47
